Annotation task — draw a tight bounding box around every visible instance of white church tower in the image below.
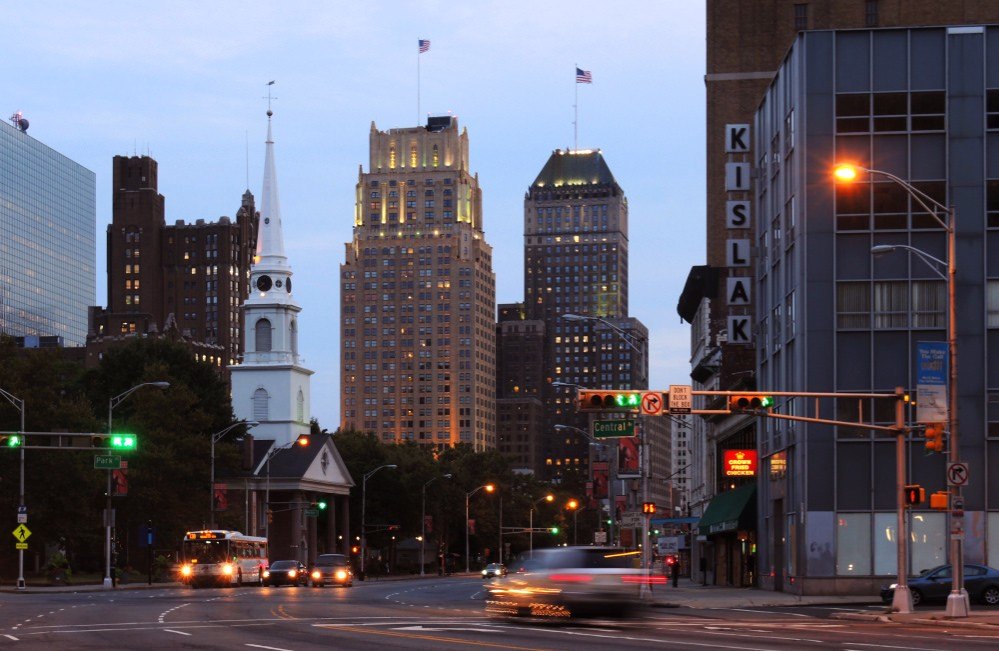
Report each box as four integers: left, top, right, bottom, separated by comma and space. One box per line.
230, 108, 313, 446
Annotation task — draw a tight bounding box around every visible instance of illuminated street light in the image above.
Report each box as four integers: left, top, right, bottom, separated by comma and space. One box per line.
836, 163, 965, 616
465, 483, 494, 573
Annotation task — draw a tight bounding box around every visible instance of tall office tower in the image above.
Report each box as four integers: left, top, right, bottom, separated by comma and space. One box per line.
0, 115, 96, 346
340, 117, 496, 450
508, 148, 667, 513
496, 302, 546, 473
676, 0, 999, 590
88, 155, 257, 369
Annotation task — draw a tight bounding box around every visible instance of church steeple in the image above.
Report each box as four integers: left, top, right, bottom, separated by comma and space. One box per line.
256, 111, 288, 268
230, 105, 314, 449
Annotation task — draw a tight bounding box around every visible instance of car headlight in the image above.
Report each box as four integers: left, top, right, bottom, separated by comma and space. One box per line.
180, 565, 192, 577
482, 570, 488, 576
263, 570, 270, 578
887, 583, 898, 590
289, 570, 297, 578
222, 564, 234, 575
336, 570, 347, 580
312, 570, 321, 579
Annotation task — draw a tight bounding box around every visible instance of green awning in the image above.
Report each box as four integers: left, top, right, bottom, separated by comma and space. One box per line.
698, 483, 756, 536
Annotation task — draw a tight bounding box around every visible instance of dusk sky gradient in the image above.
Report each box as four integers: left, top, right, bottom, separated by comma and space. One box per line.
7, 1, 707, 429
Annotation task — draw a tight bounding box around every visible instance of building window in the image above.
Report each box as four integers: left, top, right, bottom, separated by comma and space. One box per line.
911, 280, 945, 328
793, 3, 808, 30
988, 281, 999, 327
865, 0, 878, 27
836, 513, 871, 575
290, 319, 298, 356
836, 282, 870, 329
297, 389, 305, 423
253, 388, 269, 421
255, 318, 272, 352
873, 281, 908, 328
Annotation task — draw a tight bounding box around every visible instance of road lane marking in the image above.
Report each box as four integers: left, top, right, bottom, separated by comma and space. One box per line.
316, 625, 545, 650
2, 635, 18, 641
246, 645, 294, 651
164, 629, 191, 636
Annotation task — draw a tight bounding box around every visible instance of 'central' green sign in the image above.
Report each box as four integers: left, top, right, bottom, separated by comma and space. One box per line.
593, 420, 635, 439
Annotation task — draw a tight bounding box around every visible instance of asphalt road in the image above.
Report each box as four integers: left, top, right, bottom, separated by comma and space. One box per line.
0, 578, 996, 649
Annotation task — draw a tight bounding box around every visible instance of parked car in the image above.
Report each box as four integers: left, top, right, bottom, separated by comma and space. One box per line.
310, 553, 353, 587
880, 564, 999, 606
482, 563, 508, 579
485, 547, 648, 618
263, 560, 307, 587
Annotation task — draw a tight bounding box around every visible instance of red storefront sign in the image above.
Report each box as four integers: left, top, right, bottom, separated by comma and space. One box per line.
723, 449, 757, 477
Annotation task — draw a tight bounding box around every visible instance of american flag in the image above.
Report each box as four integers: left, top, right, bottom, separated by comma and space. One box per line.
419, 39, 431, 53
576, 67, 592, 84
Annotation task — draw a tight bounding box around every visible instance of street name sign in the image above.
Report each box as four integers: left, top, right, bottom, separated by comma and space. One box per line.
94, 454, 122, 470
593, 419, 635, 439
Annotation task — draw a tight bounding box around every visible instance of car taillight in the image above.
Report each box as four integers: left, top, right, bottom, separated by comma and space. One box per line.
622, 575, 667, 585
548, 574, 593, 583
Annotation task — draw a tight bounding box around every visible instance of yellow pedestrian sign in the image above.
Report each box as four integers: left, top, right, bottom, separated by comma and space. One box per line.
12, 524, 31, 542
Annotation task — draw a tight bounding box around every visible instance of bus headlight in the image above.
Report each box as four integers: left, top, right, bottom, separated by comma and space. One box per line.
312, 570, 321, 580
222, 563, 234, 575
181, 565, 192, 577
335, 570, 347, 581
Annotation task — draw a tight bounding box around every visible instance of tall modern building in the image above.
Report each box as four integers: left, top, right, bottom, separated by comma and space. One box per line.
88, 155, 256, 369
752, 23, 999, 596
678, 0, 999, 590
497, 149, 669, 528
340, 117, 497, 450
0, 115, 96, 346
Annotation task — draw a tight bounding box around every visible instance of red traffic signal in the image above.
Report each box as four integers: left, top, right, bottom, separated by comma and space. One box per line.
665, 555, 677, 566
924, 423, 945, 453
904, 484, 925, 506
577, 389, 643, 412
728, 394, 774, 411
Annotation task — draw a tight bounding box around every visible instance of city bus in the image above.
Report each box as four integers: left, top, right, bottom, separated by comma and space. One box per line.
180, 530, 268, 588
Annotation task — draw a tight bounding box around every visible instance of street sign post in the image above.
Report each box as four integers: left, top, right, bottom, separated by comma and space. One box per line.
593, 531, 607, 544
17, 505, 26, 524
94, 455, 122, 470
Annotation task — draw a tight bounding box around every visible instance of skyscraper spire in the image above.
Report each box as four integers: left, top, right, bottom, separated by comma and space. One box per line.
256, 109, 287, 268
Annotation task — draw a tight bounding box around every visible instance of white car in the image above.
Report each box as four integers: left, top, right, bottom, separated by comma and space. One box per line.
482, 563, 507, 578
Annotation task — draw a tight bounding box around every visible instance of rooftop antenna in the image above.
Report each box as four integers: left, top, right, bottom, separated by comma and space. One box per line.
264, 80, 277, 119
245, 129, 250, 189
8, 111, 28, 133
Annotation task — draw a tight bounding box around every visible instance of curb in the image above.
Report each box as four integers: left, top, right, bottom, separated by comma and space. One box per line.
831, 611, 999, 628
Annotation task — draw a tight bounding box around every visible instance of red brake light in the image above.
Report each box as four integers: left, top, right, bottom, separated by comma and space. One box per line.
548, 573, 593, 583
622, 574, 666, 585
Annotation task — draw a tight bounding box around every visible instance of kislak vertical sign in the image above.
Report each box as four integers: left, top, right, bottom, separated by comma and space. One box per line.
725, 124, 752, 344
916, 341, 948, 423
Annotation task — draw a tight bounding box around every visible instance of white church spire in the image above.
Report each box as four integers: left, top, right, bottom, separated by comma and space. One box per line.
256, 111, 287, 267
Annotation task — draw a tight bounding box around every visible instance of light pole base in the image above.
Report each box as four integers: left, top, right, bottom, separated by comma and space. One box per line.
891, 585, 913, 614
945, 590, 970, 617
16, 578, 25, 590
102, 576, 113, 589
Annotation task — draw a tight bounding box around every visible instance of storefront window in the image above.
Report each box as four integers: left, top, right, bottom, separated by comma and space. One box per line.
837, 513, 871, 575
873, 512, 897, 575
988, 513, 999, 567
910, 513, 946, 574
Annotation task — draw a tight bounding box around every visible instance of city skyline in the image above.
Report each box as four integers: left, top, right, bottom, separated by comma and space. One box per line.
5, 1, 707, 428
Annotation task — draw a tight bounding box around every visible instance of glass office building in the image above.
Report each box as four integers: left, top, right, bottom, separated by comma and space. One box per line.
0, 118, 96, 346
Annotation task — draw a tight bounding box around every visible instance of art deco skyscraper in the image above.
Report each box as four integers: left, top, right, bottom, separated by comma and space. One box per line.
340, 117, 496, 450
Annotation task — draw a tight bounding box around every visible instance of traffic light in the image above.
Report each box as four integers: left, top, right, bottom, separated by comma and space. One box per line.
665, 555, 677, 567
903, 484, 925, 506
578, 389, 643, 412
930, 491, 949, 510
548, 527, 559, 535
110, 434, 137, 450
317, 500, 328, 510
1, 434, 22, 448
728, 394, 774, 411
642, 502, 657, 515
924, 422, 945, 453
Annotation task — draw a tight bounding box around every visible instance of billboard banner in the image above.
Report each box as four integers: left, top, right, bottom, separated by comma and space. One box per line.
916, 341, 948, 423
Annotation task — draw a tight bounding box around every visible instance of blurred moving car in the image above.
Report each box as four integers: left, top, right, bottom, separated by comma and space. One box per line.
485, 547, 657, 618
481, 563, 508, 579
310, 553, 354, 587
880, 564, 999, 606
263, 560, 307, 587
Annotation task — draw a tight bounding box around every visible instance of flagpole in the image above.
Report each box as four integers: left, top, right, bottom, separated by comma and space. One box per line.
418, 48, 421, 125
573, 63, 578, 152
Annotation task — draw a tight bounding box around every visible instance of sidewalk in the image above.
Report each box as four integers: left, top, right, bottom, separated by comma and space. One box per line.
832, 606, 999, 629
648, 577, 881, 609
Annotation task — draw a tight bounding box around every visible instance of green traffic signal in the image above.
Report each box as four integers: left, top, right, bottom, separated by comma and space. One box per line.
549, 527, 559, 535
318, 500, 328, 510
614, 392, 641, 408
4, 435, 22, 448
110, 433, 137, 450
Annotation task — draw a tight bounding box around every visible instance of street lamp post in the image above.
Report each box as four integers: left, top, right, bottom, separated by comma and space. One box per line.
465, 483, 494, 573
0, 388, 26, 590
361, 464, 397, 578
561, 313, 649, 566
836, 163, 966, 616
421, 473, 452, 576
105, 381, 169, 589
210, 421, 258, 529
263, 434, 311, 544
528, 493, 554, 557
555, 423, 611, 544
566, 499, 579, 545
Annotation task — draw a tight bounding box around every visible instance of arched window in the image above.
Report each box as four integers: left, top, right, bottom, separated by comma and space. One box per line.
297, 389, 305, 423
432, 145, 439, 167
290, 319, 298, 357
253, 388, 269, 421
410, 145, 418, 167
255, 318, 272, 352
389, 147, 397, 169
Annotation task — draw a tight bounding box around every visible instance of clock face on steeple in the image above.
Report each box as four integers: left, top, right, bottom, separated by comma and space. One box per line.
256, 275, 273, 292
